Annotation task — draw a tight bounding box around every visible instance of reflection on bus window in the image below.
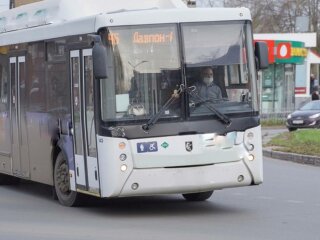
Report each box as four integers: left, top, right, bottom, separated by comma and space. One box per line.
0, 62, 8, 112
100, 24, 182, 123
27, 42, 46, 112
182, 22, 257, 117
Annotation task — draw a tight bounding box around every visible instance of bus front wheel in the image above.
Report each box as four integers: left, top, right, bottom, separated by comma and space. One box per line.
182, 190, 213, 201
54, 152, 80, 207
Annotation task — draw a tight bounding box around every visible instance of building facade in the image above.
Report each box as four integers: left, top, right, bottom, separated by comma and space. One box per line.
254, 33, 318, 117
10, 0, 41, 8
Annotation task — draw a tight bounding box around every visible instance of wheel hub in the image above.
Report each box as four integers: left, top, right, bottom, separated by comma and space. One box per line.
56, 162, 70, 194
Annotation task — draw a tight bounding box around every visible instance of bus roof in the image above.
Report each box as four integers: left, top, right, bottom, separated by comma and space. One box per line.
0, 0, 251, 46
96, 8, 251, 29
0, 0, 187, 33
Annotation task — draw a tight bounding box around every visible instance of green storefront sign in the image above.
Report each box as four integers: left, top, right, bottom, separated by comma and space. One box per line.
275, 41, 307, 64
255, 40, 307, 64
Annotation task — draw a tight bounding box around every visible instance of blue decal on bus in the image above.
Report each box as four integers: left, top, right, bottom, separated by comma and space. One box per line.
137, 142, 158, 153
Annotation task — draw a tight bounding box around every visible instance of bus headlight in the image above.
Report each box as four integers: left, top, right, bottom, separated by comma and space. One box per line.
120, 164, 127, 172
248, 154, 255, 161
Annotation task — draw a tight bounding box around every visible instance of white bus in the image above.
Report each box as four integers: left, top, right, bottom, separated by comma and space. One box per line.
0, 0, 268, 206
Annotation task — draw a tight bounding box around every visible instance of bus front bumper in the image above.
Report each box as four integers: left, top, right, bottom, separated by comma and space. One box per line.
117, 160, 254, 197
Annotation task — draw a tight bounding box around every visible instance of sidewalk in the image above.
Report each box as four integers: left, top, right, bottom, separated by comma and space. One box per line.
262, 127, 320, 167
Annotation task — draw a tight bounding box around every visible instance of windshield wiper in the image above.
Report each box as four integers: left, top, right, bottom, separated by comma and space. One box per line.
142, 85, 232, 132
142, 85, 184, 132
186, 86, 232, 127
195, 97, 229, 104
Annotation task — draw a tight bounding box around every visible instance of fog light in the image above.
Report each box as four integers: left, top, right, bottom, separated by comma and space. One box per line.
120, 164, 127, 172
131, 183, 139, 190
248, 154, 255, 161
119, 154, 127, 161
238, 175, 244, 182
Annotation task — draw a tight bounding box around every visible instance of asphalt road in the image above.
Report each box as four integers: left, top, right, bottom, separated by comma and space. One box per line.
0, 157, 319, 240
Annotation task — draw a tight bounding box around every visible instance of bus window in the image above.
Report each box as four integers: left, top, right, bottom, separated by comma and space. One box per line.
182, 22, 258, 117
47, 63, 69, 113
83, 53, 96, 157
100, 24, 182, 123
27, 42, 46, 112
0, 61, 8, 112
0, 56, 10, 155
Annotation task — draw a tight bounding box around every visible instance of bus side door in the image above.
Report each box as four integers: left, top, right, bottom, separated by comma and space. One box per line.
9, 56, 30, 178
0, 54, 11, 174
70, 49, 100, 195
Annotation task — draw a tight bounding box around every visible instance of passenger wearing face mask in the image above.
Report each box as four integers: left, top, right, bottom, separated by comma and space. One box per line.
194, 67, 222, 101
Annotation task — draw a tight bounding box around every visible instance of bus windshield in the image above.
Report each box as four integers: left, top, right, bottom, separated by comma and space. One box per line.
182, 21, 258, 117
100, 21, 257, 125
100, 24, 182, 123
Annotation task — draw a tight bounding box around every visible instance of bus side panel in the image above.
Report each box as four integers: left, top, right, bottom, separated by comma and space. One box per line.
27, 112, 54, 185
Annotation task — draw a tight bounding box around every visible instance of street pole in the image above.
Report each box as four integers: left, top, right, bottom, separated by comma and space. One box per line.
9, 0, 14, 9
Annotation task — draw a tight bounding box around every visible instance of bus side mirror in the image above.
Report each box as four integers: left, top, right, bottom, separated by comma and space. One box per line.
255, 42, 269, 70
91, 35, 108, 79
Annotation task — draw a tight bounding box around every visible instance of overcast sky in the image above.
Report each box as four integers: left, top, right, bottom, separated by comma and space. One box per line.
0, 0, 9, 12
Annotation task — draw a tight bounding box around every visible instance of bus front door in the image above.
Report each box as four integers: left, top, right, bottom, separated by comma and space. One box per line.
70, 49, 100, 196
10, 56, 30, 178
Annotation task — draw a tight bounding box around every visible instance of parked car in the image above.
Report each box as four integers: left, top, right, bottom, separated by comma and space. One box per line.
286, 100, 320, 131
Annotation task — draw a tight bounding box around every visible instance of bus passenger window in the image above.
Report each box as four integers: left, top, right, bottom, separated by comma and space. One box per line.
28, 42, 46, 112
0, 64, 8, 112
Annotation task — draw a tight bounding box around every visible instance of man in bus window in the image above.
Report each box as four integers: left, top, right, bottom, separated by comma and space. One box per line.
195, 67, 222, 100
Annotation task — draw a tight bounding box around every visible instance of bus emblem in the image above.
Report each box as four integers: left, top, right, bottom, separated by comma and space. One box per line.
185, 141, 193, 152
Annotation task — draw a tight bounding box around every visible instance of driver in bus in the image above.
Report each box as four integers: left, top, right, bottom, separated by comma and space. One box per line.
194, 67, 222, 100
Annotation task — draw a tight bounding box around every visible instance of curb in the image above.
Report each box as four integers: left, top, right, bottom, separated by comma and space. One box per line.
263, 148, 320, 167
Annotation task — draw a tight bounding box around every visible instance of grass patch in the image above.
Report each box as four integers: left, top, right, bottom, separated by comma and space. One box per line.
267, 129, 320, 156
261, 118, 286, 127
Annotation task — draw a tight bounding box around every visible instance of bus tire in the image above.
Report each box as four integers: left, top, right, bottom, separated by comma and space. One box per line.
54, 152, 80, 207
182, 190, 213, 201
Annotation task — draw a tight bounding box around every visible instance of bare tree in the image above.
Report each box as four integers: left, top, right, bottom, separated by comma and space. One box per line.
226, 0, 320, 51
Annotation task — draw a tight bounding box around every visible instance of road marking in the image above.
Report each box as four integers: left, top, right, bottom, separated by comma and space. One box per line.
256, 196, 274, 200
286, 200, 304, 204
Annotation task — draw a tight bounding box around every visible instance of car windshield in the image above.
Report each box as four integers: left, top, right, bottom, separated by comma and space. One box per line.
182, 21, 258, 117
300, 101, 320, 110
